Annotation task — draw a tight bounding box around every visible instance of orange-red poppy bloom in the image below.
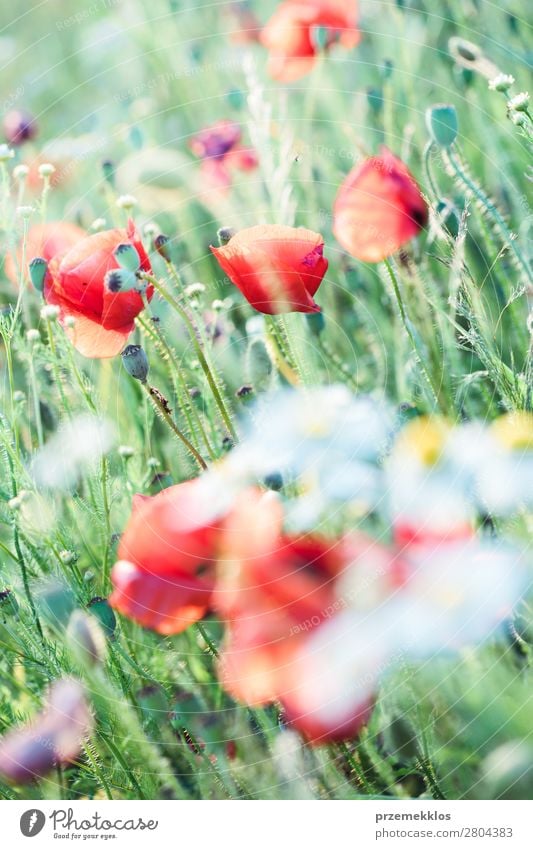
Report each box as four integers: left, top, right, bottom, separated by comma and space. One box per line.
210, 224, 328, 314
4, 221, 85, 286
43, 219, 153, 358
190, 120, 257, 195
109, 481, 225, 635
333, 147, 428, 262
260, 0, 360, 82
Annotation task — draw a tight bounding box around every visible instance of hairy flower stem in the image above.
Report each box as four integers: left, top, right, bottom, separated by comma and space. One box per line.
141, 379, 208, 471
383, 258, 447, 411
443, 148, 532, 291
140, 272, 237, 441
138, 298, 216, 460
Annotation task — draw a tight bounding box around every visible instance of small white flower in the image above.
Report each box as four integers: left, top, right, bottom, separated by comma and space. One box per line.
64, 315, 76, 328
118, 444, 134, 459
89, 217, 107, 232
508, 92, 530, 112
17, 205, 34, 219
116, 194, 137, 210
488, 73, 515, 92
185, 282, 205, 298
26, 328, 40, 343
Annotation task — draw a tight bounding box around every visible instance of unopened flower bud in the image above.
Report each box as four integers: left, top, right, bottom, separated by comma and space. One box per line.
17, 205, 34, 219
3, 109, 37, 146
64, 315, 76, 328
153, 233, 172, 262
13, 390, 25, 403
67, 610, 106, 666
90, 217, 107, 232
118, 444, 135, 459
40, 304, 59, 321
38, 162, 55, 178
59, 549, 77, 565
0, 144, 14, 162
87, 596, 117, 638
114, 242, 140, 272
28, 257, 48, 293
13, 164, 29, 181
121, 344, 149, 382
217, 226, 235, 246
426, 104, 458, 148
310, 24, 329, 51
26, 328, 40, 343
102, 159, 115, 186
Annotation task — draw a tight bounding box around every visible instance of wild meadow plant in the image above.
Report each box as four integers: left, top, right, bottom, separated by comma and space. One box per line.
0, 0, 531, 800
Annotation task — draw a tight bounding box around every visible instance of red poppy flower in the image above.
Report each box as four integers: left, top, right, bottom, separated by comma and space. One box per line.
333, 147, 428, 262
210, 224, 328, 314
4, 221, 85, 286
109, 480, 225, 634
43, 219, 153, 358
190, 120, 257, 195
260, 0, 360, 82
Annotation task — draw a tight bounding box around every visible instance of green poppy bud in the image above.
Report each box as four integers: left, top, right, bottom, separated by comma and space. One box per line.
154, 233, 172, 262
87, 596, 117, 638
28, 257, 48, 293
426, 104, 458, 148
113, 242, 140, 272
121, 344, 149, 382
217, 226, 235, 246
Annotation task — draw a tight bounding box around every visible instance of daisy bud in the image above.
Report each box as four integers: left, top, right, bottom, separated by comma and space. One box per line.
13, 164, 29, 181
217, 226, 235, 246
153, 233, 172, 262
0, 144, 14, 162
87, 596, 117, 638
89, 217, 107, 232
26, 328, 40, 343
121, 344, 149, 382
64, 315, 76, 328
17, 205, 34, 219
59, 549, 77, 565
38, 162, 55, 179
426, 104, 458, 148
113, 242, 141, 272
118, 444, 135, 459
40, 304, 60, 321
28, 257, 48, 293
104, 267, 138, 294
67, 610, 106, 666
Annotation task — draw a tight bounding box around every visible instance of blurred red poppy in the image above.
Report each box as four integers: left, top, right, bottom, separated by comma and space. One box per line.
4, 220, 85, 286
109, 480, 225, 634
210, 224, 328, 314
333, 147, 428, 262
43, 219, 153, 358
261, 0, 360, 82
190, 120, 257, 195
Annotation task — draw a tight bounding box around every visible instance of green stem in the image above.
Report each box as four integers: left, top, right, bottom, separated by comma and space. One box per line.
141, 273, 237, 441
444, 148, 531, 290
141, 380, 208, 471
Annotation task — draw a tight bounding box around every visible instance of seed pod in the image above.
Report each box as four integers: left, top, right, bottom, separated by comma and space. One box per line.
121, 344, 149, 382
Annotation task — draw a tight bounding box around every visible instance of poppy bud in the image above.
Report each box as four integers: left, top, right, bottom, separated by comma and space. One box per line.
217, 226, 235, 246
113, 242, 141, 272
102, 159, 115, 186
426, 104, 458, 148
87, 596, 117, 638
310, 24, 329, 51
67, 610, 106, 666
154, 233, 172, 262
104, 267, 138, 294
3, 109, 37, 146
28, 257, 48, 293
121, 344, 149, 382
